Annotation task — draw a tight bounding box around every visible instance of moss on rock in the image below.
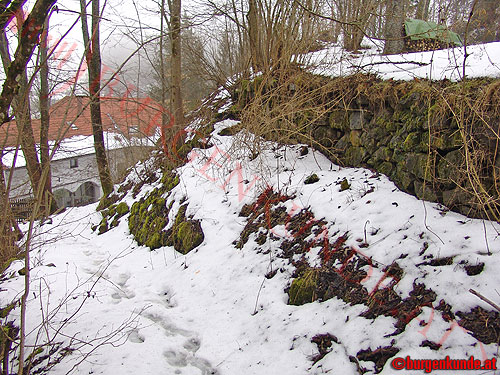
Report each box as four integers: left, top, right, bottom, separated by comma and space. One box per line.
304, 174, 320, 184
95, 202, 130, 235
340, 178, 351, 191
127, 172, 180, 249
288, 268, 319, 305
329, 109, 348, 130
128, 189, 170, 249
116, 202, 130, 216
166, 204, 204, 254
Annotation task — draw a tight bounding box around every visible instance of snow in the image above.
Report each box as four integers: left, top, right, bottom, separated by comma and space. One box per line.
303, 41, 500, 80
1, 130, 159, 169
1, 118, 499, 374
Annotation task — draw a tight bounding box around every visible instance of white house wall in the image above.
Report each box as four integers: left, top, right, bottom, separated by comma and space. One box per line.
4, 145, 153, 203
4, 153, 102, 200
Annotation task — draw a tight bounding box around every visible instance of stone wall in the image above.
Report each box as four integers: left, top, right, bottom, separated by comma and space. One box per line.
233, 74, 500, 219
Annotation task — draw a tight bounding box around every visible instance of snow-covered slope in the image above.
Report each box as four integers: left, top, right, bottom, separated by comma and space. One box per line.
1, 119, 499, 374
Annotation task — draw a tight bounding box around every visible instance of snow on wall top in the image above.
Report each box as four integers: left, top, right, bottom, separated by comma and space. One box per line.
304, 41, 500, 81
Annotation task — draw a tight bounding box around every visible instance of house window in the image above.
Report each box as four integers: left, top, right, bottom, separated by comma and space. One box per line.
129, 125, 139, 135
70, 158, 78, 168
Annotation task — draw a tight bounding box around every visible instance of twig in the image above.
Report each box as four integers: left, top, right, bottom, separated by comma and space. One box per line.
356, 60, 430, 70
422, 201, 444, 244
469, 289, 500, 313
482, 220, 491, 255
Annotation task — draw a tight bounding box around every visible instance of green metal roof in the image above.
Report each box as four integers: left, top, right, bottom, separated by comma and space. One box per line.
404, 19, 462, 46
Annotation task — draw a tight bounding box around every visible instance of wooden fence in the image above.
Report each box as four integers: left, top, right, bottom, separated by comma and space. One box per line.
10, 198, 35, 223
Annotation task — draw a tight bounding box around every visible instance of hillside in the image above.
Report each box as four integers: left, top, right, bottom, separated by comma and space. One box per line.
1, 109, 499, 374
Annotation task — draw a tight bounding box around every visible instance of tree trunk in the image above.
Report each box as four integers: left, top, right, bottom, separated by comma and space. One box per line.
416, 0, 430, 20
80, 0, 114, 197
0, 0, 57, 125
0, 30, 45, 207
39, 16, 57, 213
159, 0, 168, 150
383, 0, 406, 55
247, 0, 262, 71
168, 0, 185, 151
0, 155, 21, 260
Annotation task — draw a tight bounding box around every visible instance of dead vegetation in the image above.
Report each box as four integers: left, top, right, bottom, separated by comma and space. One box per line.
236, 187, 500, 370
229, 70, 500, 222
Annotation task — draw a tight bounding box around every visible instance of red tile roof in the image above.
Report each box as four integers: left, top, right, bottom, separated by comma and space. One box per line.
0, 96, 169, 148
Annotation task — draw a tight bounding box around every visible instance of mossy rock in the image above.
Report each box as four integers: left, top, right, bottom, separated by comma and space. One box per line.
414, 180, 438, 201
161, 173, 180, 192
349, 111, 369, 130
345, 146, 367, 165
442, 187, 471, 208
128, 184, 172, 249
340, 178, 351, 191
145, 232, 168, 250
334, 135, 350, 152
173, 220, 204, 254
389, 129, 408, 150
304, 174, 320, 184
288, 269, 319, 305
98, 218, 109, 235
431, 131, 463, 152
95, 202, 130, 235
399, 110, 426, 131
367, 126, 388, 144
166, 204, 204, 254
349, 130, 362, 147
97, 193, 120, 211
329, 109, 349, 130
373, 147, 393, 162
404, 153, 433, 180
402, 132, 422, 152
374, 114, 393, 129
378, 161, 394, 176
359, 132, 377, 153
392, 164, 415, 192
116, 202, 129, 216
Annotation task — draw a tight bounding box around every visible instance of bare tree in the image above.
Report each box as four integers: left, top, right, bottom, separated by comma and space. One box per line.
38, 16, 56, 213
0, 0, 57, 125
80, 0, 114, 197
332, 0, 379, 51
168, 0, 185, 148
415, 0, 431, 20
0, 11, 54, 215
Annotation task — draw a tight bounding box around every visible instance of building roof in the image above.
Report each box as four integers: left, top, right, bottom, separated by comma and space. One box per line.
1, 96, 167, 168
0, 95, 169, 148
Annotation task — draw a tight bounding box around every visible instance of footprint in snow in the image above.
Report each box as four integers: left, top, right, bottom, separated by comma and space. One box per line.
163, 349, 218, 375
128, 329, 145, 343
116, 272, 131, 286
143, 312, 217, 374
159, 287, 178, 308
110, 272, 136, 302
183, 337, 201, 353
143, 312, 193, 337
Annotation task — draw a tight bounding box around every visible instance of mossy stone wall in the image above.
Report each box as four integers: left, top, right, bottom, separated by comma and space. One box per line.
234, 74, 500, 218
